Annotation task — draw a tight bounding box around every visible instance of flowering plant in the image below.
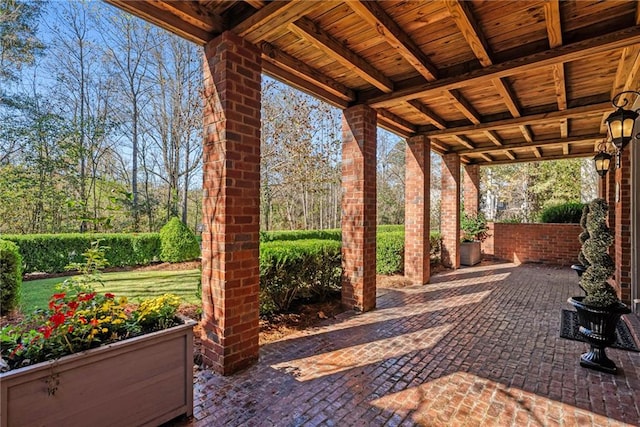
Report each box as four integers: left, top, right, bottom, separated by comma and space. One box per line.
0, 242, 182, 372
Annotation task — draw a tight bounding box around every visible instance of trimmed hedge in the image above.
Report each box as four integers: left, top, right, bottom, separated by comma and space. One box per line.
0, 239, 23, 314
260, 229, 342, 242
159, 217, 201, 263
539, 202, 585, 224
2, 233, 161, 274
259, 239, 341, 315
377, 230, 443, 275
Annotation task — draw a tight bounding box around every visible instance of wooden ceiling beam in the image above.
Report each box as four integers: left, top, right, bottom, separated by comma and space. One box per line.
563, 144, 570, 155
376, 109, 417, 135
475, 151, 592, 166
261, 61, 349, 109
429, 138, 449, 154
479, 153, 493, 162
452, 135, 476, 149
104, 0, 213, 45
544, 0, 568, 115
445, 89, 481, 124
290, 17, 394, 93
147, 0, 223, 32
260, 42, 355, 102
492, 78, 521, 117
445, 0, 492, 67
423, 102, 610, 137
456, 133, 602, 155
519, 125, 533, 143
347, 1, 438, 81
367, 26, 640, 108
484, 130, 503, 146
233, 0, 325, 41
504, 150, 516, 160
406, 100, 447, 129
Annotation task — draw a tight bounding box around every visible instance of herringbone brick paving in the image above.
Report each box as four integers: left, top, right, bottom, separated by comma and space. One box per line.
178, 263, 640, 426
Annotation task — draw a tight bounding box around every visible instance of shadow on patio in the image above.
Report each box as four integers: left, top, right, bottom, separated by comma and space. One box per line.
174, 262, 640, 426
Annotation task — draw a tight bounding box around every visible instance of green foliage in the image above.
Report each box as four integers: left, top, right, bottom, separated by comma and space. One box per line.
580, 199, 618, 307
260, 229, 342, 242
159, 217, 200, 263
2, 233, 161, 273
377, 231, 404, 275
259, 239, 341, 315
460, 212, 489, 242
539, 202, 585, 223
577, 204, 590, 267
0, 239, 22, 314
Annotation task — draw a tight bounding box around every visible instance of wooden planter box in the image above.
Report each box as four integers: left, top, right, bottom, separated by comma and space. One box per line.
1, 318, 196, 427
460, 241, 482, 266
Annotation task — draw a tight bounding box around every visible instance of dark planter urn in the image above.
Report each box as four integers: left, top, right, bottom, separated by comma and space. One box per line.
567, 296, 631, 374
570, 264, 587, 277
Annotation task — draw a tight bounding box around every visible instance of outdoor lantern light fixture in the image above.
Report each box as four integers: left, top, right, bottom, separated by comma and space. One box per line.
605, 90, 640, 153
593, 140, 612, 178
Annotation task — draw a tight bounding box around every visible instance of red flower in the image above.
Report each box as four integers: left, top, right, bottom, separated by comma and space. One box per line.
39, 326, 53, 339
104, 293, 115, 299
78, 316, 87, 324
52, 293, 66, 300
78, 292, 97, 302
68, 325, 74, 333
90, 318, 99, 327
67, 301, 79, 310
50, 312, 66, 327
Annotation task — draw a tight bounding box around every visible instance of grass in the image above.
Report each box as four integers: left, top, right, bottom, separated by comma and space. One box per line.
20, 269, 201, 312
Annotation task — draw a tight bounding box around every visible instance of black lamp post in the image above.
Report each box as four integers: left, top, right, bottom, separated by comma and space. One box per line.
604, 90, 640, 168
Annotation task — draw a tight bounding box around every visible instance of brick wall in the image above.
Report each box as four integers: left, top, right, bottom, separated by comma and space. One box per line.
341, 105, 377, 312
614, 149, 632, 303
201, 32, 261, 375
482, 222, 581, 266
463, 164, 479, 216
441, 154, 460, 268
405, 135, 430, 285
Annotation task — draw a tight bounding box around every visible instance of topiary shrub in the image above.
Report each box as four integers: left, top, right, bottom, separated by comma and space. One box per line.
580, 199, 618, 307
577, 204, 590, 268
0, 240, 23, 314
539, 202, 585, 223
159, 217, 201, 263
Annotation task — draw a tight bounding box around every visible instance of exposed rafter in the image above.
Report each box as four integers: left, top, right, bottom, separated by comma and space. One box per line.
347, 1, 438, 81
406, 101, 447, 130
422, 102, 611, 137
260, 42, 355, 102
367, 26, 640, 108
376, 109, 417, 136
291, 17, 393, 93
445, 0, 492, 67
456, 134, 602, 155
445, 90, 481, 124
475, 151, 592, 166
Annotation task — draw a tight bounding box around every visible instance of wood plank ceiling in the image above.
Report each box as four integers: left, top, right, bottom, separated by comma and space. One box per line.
105, 0, 640, 166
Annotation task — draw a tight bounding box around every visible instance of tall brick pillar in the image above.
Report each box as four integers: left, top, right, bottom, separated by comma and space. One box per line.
614, 149, 632, 305
342, 105, 376, 312
605, 164, 616, 228
463, 164, 480, 216
201, 31, 261, 375
405, 135, 431, 285
441, 154, 461, 269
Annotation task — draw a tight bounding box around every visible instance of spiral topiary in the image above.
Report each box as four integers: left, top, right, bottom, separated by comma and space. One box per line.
579, 198, 618, 307
577, 204, 590, 268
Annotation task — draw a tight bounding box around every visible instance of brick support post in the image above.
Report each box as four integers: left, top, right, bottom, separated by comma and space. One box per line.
405, 135, 431, 285
463, 164, 480, 216
605, 164, 616, 228
441, 154, 461, 269
201, 32, 261, 375
614, 150, 632, 305
341, 105, 376, 312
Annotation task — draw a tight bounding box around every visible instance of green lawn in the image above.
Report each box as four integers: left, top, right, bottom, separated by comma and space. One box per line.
21, 269, 201, 312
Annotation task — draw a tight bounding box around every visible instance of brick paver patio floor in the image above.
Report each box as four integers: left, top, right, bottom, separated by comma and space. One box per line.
180, 263, 640, 426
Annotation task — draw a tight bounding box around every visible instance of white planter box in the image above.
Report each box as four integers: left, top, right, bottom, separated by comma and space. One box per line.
460, 241, 482, 266
1, 318, 195, 427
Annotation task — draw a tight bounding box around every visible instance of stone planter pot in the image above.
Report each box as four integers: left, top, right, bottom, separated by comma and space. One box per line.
460, 241, 481, 266
568, 296, 631, 374
1, 318, 196, 426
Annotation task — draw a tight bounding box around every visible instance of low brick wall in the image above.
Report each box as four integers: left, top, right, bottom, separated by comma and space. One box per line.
482, 222, 581, 266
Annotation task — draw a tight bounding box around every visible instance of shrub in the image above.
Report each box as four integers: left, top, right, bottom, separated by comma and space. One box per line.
460, 212, 489, 242
0, 240, 23, 314
260, 229, 342, 242
2, 233, 161, 274
259, 239, 341, 315
159, 218, 201, 263
539, 202, 585, 223
377, 231, 404, 275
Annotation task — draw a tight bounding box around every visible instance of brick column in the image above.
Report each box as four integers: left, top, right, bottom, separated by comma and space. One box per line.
441, 153, 461, 269
405, 135, 431, 285
463, 164, 480, 216
614, 149, 632, 305
605, 164, 616, 228
201, 32, 261, 375
342, 105, 376, 312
